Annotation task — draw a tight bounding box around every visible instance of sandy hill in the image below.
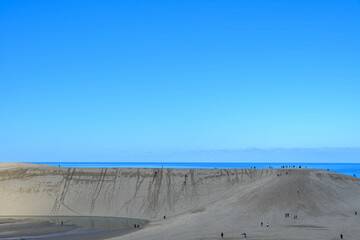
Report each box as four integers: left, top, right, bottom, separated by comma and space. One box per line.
0, 163, 360, 239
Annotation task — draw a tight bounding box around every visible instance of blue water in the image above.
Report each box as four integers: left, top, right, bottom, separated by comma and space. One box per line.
31, 162, 360, 177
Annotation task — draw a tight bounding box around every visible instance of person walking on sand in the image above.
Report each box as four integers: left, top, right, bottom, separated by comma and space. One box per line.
221, 232, 224, 238
340, 233, 343, 239
266, 222, 269, 227
261, 222, 263, 227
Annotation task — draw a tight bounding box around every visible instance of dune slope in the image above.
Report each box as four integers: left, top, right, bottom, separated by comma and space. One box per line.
1, 163, 360, 239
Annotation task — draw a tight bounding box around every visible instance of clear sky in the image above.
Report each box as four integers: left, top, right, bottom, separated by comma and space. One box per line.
1, 1, 360, 162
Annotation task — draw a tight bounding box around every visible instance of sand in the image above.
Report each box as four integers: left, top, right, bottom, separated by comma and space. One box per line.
0, 218, 75, 239
0, 217, 141, 240
1, 162, 360, 239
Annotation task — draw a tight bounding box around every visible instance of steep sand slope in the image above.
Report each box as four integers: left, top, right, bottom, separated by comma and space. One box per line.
0, 163, 275, 219
1, 163, 360, 239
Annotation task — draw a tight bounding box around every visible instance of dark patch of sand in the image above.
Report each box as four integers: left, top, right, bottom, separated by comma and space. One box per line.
0, 218, 142, 240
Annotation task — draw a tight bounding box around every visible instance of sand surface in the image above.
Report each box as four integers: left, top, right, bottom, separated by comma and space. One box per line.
0, 217, 141, 239
1, 163, 360, 239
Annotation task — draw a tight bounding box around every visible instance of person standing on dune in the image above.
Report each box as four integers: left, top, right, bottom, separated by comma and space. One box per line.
221, 232, 224, 238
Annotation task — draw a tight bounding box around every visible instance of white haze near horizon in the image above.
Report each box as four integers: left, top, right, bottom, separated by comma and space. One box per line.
9, 148, 360, 163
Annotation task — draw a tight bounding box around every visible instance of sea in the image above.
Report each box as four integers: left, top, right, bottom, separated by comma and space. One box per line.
31, 162, 360, 178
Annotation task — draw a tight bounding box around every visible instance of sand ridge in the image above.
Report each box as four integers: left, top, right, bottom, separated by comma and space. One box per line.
1, 163, 360, 239
0, 163, 277, 219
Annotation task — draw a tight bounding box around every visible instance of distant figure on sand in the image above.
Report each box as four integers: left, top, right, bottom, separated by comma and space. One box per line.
221, 232, 224, 238
266, 222, 269, 227
134, 224, 136, 228
137, 224, 139, 228
340, 233, 343, 239
261, 222, 263, 227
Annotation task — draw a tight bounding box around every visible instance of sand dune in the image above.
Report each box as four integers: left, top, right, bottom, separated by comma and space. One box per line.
1, 162, 360, 239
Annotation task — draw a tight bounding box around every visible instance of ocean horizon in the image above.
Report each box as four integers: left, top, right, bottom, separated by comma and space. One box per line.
30, 162, 360, 177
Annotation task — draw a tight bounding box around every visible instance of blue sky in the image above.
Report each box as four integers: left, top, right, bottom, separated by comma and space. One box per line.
1, 1, 360, 162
